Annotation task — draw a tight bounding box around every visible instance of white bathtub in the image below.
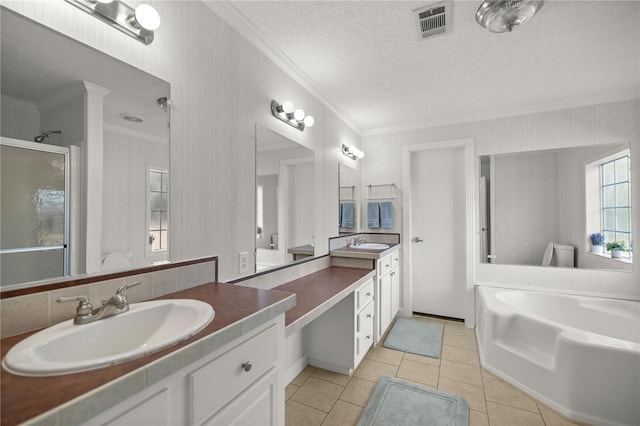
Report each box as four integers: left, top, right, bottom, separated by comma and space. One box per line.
476, 286, 640, 426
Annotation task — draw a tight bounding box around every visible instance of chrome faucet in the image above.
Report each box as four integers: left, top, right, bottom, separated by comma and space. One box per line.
57, 282, 141, 325
352, 236, 366, 246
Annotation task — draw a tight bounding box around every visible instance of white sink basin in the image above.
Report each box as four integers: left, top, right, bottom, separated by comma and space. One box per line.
349, 243, 390, 250
3, 299, 214, 376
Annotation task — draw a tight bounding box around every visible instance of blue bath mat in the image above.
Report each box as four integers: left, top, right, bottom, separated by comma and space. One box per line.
357, 377, 468, 426
383, 317, 444, 358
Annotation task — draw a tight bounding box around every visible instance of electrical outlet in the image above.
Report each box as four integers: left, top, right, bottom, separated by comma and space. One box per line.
238, 252, 249, 274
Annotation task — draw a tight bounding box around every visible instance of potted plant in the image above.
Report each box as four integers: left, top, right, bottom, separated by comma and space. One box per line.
589, 233, 605, 254
605, 240, 627, 258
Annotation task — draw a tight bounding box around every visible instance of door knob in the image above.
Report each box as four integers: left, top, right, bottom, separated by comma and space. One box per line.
411, 237, 424, 243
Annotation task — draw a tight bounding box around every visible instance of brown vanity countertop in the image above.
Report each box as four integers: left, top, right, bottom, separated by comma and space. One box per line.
0, 283, 296, 426
273, 266, 376, 337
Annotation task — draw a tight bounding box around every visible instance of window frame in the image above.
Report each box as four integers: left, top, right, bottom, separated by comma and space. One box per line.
146, 166, 169, 256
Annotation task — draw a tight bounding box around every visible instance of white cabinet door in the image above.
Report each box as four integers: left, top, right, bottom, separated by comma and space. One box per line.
99, 388, 173, 426
204, 369, 279, 426
391, 268, 400, 318
379, 274, 392, 335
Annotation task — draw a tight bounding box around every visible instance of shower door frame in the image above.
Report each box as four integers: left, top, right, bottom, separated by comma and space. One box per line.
0, 137, 70, 282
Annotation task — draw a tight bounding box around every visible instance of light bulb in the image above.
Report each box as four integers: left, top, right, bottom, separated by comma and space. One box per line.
348, 145, 357, 155
303, 116, 315, 127
281, 101, 294, 114
293, 109, 305, 121
134, 4, 161, 31
356, 150, 364, 159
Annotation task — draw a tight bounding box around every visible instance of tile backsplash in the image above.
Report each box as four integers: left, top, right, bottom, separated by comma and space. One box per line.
0, 258, 217, 338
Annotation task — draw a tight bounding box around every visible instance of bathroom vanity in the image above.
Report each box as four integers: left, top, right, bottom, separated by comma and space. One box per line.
273, 267, 376, 375
330, 242, 401, 343
0, 283, 295, 425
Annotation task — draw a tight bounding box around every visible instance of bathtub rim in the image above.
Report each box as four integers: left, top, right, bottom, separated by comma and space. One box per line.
475, 285, 640, 426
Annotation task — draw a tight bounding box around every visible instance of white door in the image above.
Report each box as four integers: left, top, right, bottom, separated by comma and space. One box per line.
410, 147, 466, 319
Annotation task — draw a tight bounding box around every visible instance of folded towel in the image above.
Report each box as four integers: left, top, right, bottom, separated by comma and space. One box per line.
340, 202, 355, 228
367, 202, 380, 229
380, 201, 393, 229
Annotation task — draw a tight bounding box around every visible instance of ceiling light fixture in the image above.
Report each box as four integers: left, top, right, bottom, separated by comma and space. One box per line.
476, 0, 543, 33
65, 0, 160, 45
271, 100, 315, 131
342, 144, 364, 161
120, 113, 144, 123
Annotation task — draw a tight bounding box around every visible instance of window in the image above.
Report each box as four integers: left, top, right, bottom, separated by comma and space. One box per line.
148, 168, 168, 253
585, 149, 632, 262
602, 154, 632, 257
256, 184, 264, 239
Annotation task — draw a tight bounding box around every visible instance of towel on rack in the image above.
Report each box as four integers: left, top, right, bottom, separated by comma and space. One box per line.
367, 202, 380, 229
340, 202, 355, 228
380, 201, 393, 229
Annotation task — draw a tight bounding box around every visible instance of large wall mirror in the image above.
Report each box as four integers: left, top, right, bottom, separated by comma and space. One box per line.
256, 124, 315, 272
0, 8, 170, 289
339, 162, 359, 234
479, 143, 633, 271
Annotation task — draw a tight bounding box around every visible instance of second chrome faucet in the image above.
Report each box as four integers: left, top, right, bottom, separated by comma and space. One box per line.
57, 281, 141, 325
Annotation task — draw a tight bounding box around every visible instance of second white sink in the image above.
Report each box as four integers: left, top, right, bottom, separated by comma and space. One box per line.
350, 243, 390, 250
3, 299, 214, 376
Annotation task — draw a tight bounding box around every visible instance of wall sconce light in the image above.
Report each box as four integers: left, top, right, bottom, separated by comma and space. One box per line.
65, 0, 161, 45
342, 144, 364, 161
271, 100, 315, 131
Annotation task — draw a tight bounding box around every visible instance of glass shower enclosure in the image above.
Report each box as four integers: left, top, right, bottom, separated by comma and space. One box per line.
1, 137, 69, 286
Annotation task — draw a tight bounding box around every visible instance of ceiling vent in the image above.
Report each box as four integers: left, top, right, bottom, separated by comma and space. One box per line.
414, 2, 452, 40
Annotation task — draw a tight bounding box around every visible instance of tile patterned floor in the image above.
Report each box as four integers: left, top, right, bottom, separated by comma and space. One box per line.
285, 316, 586, 426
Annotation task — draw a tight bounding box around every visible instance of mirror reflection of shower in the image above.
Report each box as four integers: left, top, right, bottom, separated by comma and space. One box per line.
34, 130, 61, 143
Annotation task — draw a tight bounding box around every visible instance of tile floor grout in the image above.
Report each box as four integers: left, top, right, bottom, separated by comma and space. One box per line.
285, 316, 586, 426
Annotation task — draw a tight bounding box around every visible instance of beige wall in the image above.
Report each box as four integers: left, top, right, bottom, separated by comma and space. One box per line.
3, 1, 360, 281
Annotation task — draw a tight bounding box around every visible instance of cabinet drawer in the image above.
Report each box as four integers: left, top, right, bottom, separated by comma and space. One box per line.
189, 325, 278, 424
391, 253, 400, 270
203, 368, 278, 426
356, 322, 374, 360
357, 300, 374, 333
379, 255, 391, 276
356, 279, 374, 311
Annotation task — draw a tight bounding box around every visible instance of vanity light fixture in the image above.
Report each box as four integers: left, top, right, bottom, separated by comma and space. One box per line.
65, 0, 161, 45
271, 100, 315, 131
342, 144, 364, 161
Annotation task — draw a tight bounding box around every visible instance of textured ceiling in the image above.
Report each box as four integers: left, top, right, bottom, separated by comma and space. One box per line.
227, 0, 639, 134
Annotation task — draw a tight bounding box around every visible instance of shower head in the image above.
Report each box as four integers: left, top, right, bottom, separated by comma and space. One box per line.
34, 130, 61, 143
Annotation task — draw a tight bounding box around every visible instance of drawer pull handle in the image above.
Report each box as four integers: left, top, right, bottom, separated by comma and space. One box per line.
242, 361, 252, 372
367, 314, 372, 318
366, 335, 371, 340
366, 292, 371, 296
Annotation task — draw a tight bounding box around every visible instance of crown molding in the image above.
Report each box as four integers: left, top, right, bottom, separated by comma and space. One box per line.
363, 91, 640, 137
1, 95, 38, 113
203, 0, 362, 135
37, 81, 111, 112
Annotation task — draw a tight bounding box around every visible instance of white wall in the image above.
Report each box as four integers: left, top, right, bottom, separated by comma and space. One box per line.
363, 99, 639, 300
102, 128, 169, 267
493, 151, 560, 265
288, 161, 314, 249
4, 1, 361, 281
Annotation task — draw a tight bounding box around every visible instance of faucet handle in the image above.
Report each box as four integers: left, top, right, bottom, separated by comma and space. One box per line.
56, 295, 93, 316
116, 281, 141, 299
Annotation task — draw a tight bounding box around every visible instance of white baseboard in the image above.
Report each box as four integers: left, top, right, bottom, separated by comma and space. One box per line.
308, 357, 353, 376
285, 354, 308, 385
